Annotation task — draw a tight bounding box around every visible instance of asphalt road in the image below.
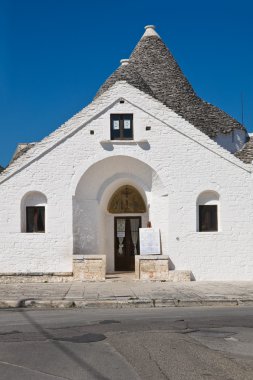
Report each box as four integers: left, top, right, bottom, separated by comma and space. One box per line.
0, 306, 252, 379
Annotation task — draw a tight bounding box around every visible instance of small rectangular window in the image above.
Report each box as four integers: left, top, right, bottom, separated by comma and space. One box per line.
111, 114, 133, 140
199, 205, 218, 232
26, 206, 45, 233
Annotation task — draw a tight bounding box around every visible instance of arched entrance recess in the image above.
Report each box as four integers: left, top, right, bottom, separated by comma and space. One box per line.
73, 156, 168, 273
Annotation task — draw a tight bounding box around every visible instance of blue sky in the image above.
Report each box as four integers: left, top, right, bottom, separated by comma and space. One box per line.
1, 0, 253, 167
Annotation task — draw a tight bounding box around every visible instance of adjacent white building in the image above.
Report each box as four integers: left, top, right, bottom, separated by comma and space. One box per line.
0, 25, 252, 280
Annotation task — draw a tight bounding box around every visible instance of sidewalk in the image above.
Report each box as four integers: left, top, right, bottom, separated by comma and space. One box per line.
0, 275, 253, 309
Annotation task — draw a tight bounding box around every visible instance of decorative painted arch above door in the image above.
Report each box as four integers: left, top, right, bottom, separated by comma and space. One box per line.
108, 185, 146, 214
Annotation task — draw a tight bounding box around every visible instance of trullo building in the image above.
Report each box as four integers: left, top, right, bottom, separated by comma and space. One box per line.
0, 25, 253, 281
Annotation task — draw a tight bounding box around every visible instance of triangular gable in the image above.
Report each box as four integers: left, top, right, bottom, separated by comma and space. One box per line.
0, 81, 251, 185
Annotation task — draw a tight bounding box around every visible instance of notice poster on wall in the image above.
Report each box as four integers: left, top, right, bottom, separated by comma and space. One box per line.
139, 228, 161, 255
113, 120, 120, 130
124, 119, 131, 129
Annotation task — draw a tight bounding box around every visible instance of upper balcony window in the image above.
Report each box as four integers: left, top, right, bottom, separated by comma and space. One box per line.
111, 114, 133, 140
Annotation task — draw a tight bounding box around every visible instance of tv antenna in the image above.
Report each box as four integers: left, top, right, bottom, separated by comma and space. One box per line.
241, 92, 244, 126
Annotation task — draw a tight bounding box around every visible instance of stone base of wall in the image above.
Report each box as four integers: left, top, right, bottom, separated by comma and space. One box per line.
0, 273, 73, 284
0, 257, 191, 283
135, 255, 169, 281
73, 255, 106, 281
0, 255, 106, 283
168, 270, 191, 282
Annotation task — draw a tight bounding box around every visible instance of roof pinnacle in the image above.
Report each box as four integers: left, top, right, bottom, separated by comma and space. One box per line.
142, 25, 160, 39
120, 59, 129, 66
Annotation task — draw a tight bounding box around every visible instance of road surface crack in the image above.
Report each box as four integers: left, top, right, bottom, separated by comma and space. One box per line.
0, 359, 72, 380
142, 343, 171, 380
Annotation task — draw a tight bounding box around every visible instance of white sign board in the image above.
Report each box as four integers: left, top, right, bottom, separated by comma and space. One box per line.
113, 120, 119, 130
139, 228, 161, 255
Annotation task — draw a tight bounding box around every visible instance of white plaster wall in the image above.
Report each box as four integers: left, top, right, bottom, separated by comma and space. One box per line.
214, 129, 247, 153
0, 82, 252, 279
0, 234, 72, 273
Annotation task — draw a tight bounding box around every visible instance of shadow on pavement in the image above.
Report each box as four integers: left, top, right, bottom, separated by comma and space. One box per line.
20, 309, 111, 380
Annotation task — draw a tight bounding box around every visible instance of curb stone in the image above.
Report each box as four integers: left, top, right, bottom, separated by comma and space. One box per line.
23, 300, 75, 308
152, 299, 175, 307
237, 299, 253, 306
0, 300, 23, 308
0, 298, 252, 309
174, 299, 239, 307
76, 300, 119, 309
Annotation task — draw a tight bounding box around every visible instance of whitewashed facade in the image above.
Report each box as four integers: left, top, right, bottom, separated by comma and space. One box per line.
0, 26, 252, 280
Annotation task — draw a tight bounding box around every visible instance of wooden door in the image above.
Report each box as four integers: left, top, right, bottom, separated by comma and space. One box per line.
114, 217, 141, 271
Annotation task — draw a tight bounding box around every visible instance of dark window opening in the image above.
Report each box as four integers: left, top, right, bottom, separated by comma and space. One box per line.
111, 114, 133, 140
199, 205, 218, 232
26, 207, 45, 233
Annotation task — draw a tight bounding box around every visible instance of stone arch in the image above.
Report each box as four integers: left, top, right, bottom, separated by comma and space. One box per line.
71, 154, 167, 196
98, 175, 149, 214
197, 190, 220, 205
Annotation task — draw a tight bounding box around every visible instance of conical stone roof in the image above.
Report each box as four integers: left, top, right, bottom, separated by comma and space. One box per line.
10, 143, 36, 164
234, 136, 253, 163
95, 26, 246, 138
95, 61, 155, 100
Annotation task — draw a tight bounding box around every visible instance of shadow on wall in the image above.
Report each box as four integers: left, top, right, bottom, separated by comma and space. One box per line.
100, 141, 150, 151
168, 257, 175, 270
168, 256, 195, 280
